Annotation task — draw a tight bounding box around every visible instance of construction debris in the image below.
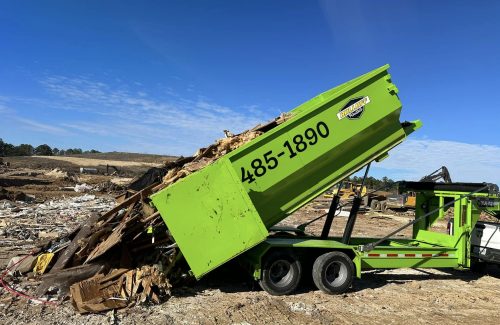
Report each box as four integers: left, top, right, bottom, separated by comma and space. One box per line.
160, 130, 263, 187
70, 265, 171, 313
1, 112, 293, 313
74, 183, 93, 193
45, 168, 70, 180
0, 195, 114, 249
33, 253, 55, 275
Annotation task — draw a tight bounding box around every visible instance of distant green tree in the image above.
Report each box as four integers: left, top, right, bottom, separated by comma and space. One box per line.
16, 144, 34, 156
345, 175, 396, 191
35, 144, 53, 156
0, 139, 16, 156
65, 148, 83, 155
3, 143, 16, 156
0, 138, 5, 157
52, 147, 60, 155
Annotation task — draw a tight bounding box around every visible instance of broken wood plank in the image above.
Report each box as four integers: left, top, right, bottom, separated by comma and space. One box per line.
84, 215, 140, 264
35, 263, 106, 298
101, 182, 158, 224
100, 192, 141, 222
70, 274, 128, 313
49, 213, 100, 273
141, 211, 159, 224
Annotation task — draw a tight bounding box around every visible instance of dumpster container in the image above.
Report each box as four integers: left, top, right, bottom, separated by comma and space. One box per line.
150, 64, 421, 278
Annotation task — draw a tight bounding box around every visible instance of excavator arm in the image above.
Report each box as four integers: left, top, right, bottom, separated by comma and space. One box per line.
420, 166, 452, 183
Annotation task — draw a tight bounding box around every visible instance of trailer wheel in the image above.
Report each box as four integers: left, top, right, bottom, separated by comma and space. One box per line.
259, 250, 302, 295
470, 258, 487, 273
370, 199, 380, 210
312, 251, 354, 294
380, 201, 387, 213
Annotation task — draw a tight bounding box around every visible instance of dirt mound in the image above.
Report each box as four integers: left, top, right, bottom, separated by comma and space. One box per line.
0, 187, 28, 202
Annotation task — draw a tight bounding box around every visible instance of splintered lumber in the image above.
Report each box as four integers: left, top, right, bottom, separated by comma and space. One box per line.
70, 274, 128, 313
70, 265, 170, 313
49, 213, 100, 273
84, 215, 139, 263
141, 211, 160, 224
35, 264, 106, 298
99, 190, 142, 223
128, 156, 195, 191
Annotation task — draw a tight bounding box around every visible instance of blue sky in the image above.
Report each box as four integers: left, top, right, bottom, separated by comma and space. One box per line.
1, 1, 499, 183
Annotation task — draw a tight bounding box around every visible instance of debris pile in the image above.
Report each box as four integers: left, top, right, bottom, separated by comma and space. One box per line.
44, 168, 71, 180
74, 183, 93, 193
70, 265, 170, 313
161, 130, 262, 187
0, 195, 114, 251
1, 112, 293, 313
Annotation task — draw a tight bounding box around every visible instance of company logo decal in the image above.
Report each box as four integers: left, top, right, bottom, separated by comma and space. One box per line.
337, 96, 370, 120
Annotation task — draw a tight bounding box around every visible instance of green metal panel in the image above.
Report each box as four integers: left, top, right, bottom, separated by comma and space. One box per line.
228, 64, 421, 227
151, 64, 421, 278
361, 257, 459, 269
150, 159, 268, 278
407, 186, 494, 268
244, 236, 459, 278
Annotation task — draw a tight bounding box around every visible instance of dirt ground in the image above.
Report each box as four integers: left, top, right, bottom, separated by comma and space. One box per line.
1, 156, 500, 324
4, 153, 175, 178
32, 155, 162, 168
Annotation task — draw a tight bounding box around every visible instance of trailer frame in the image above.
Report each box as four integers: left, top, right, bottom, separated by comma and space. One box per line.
243, 181, 498, 294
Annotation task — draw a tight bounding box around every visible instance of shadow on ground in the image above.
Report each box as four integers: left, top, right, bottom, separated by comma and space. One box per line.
173, 261, 500, 297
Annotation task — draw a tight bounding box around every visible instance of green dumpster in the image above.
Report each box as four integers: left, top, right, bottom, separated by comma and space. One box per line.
150, 64, 421, 278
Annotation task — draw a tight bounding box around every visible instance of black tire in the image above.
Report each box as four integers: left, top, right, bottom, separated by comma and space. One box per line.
470, 258, 487, 273
312, 251, 354, 294
259, 250, 302, 295
380, 201, 387, 213
370, 199, 380, 210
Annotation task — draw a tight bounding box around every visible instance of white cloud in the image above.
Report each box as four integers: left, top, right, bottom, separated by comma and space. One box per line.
60, 122, 112, 136
0, 96, 11, 113
12, 75, 497, 186
377, 139, 500, 185
0, 97, 70, 136
37, 75, 274, 155
15, 117, 70, 136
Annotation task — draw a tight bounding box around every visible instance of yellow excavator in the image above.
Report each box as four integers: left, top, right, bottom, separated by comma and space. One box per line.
374, 166, 452, 211
326, 167, 452, 212
326, 181, 367, 200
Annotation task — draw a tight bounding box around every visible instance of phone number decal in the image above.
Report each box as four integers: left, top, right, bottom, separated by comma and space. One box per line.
240, 121, 330, 183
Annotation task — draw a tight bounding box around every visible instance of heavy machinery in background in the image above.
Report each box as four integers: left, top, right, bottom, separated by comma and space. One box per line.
371, 166, 453, 212
331, 181, 367, 200
149, 65, 500, 296
325, 166, 453, 212
421, 166, 452, 183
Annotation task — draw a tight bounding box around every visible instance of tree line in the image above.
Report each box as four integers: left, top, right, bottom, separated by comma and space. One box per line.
347, 175, 398, 191
0, 138, 100, 157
